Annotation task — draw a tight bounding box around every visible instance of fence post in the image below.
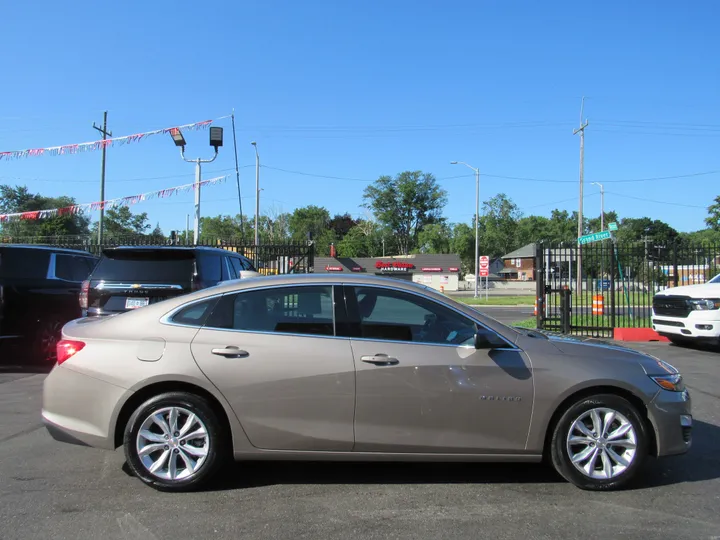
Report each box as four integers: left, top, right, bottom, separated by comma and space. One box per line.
672, 240, 679, 288
610, 240, 616, 330
535, 244, 544, 329
561, 288, 571, 334
307, 242, 315, 273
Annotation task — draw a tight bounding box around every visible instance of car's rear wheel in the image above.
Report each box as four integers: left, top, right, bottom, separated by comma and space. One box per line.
123, 392, 228, 492
34, 316, 64, 364
550, 394, 648, 491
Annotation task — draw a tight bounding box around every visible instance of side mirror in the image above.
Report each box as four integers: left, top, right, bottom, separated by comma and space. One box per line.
474, 328, 509, 350
474, 332, 493, 349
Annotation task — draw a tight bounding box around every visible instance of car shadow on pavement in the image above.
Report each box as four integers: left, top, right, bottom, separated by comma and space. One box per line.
199, 420, 719, 492
210, 461, 563, 491
638, 419, 720, 488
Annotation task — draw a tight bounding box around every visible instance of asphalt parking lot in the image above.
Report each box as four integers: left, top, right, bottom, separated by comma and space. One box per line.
1, 342, 719, 540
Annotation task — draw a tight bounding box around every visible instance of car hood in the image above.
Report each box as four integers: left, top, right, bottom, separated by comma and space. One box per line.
518, 328, 670, 373
655, 283, 720, 298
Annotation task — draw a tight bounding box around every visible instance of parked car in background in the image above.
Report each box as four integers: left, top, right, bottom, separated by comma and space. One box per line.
652, 274, 720, 346
81, 246, 258, 317
44, 274, 691, 492
0, 245, 98, 363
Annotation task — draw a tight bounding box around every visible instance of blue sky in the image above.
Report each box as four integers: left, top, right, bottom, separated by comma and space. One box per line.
1, 0, 719, 234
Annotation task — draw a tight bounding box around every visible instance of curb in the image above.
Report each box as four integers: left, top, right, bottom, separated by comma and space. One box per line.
613, 328, 670, 342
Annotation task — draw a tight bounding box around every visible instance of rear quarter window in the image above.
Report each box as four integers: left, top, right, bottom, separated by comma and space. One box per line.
0, 249, 51, 280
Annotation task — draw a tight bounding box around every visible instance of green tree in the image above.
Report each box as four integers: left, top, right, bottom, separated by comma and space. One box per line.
615, 217, 678, 244
586, 211, 619, 234
705, 196, 720, 231
417, 222, 452, 254
451, 222, 476, 273
96, 206, 150, 238
516, 215, 551, 246
479, 193, 521, 257
0, 185, 90, 238
328, 213, 357, 239
362, 171, 447, 255
199, 215, 245, 240
288, 205, 331, 243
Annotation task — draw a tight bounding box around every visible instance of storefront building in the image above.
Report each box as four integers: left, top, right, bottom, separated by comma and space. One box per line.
314, 254, 463, 292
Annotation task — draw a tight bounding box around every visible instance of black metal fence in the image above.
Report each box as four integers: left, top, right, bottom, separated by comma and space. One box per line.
535, 241, 720, 337
0, 235, 315, 275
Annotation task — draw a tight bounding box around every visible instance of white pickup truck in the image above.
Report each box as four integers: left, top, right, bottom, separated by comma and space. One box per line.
652, 275, 720, 345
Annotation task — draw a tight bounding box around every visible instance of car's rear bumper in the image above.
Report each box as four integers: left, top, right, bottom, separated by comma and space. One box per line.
647, 388, 692, 457
42, 364, 129, 450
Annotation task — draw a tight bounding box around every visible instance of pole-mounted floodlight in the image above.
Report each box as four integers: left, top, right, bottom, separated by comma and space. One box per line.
209, 127, 224, 149
169, 125, 221, 246
170, 128, 186, 148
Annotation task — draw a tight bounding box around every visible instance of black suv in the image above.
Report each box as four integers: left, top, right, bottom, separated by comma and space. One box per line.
82, 246, 258, 316
0, 245, 98, 363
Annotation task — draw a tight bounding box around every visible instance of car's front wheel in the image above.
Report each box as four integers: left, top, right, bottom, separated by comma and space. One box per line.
123, 392, 228, 491
550, 394, 649, 490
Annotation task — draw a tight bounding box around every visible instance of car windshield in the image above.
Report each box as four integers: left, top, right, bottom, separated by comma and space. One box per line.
93, 250, 195, 282
709, 274, 720, 284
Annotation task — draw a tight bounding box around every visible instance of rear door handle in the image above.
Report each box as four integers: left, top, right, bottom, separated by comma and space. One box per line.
211, 346, 249, 358
360, 354, 399, 366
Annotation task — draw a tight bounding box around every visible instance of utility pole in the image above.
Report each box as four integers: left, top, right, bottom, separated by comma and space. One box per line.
93, 111, 112, 245
253, 144, 260, 246
573, 97, 589, 293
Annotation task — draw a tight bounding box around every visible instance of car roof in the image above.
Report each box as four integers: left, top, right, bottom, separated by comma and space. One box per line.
0, 244, 97, 257
102, 246, 247, 256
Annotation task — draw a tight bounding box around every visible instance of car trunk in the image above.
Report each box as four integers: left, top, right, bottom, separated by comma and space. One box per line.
87, 249, 196, 315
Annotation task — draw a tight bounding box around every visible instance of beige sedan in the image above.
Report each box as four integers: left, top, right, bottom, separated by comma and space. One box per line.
43, 274, 691, 491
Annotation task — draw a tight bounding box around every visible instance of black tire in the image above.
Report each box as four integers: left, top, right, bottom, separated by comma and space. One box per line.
550, 394, 648, 491
123, 392, 228, 492
33, 316, 64, 364
667, 336, 690, 348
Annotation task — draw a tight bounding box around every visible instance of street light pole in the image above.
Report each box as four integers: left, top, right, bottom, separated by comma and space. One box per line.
170, 127, 223, 245
592, 182, 605, 231
255, 147, 260, 246
451, 161, 480, 298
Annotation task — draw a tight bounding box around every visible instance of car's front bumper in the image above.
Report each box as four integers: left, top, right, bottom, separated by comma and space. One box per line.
42, 364, 130, 450
652, 310, 720, 340
647, 387, 692, 457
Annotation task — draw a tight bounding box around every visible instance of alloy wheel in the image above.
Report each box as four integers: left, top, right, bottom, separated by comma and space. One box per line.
136, 406, 210, 481
566, 407, 637, 480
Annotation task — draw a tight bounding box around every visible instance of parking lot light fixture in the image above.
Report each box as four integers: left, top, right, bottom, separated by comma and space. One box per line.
169, 127, 221, 245
170, 128, 186, 148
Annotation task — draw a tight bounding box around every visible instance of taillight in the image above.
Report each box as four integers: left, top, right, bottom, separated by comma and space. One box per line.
79, 280, 89, 309
56, 340, 85, 365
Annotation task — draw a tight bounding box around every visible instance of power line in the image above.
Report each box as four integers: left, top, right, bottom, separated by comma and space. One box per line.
604, 191, 707, 209
0, 166, 250, 184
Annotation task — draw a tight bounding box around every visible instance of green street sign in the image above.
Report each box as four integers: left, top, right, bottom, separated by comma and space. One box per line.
608, 222, 618, 231
578, 230, 612, 245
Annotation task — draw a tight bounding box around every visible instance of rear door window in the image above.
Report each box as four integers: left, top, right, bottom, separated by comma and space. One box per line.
92, 250, 195, 282
0, 249, 50, 279
206, 285, 334, 336
228, 257, 243, 279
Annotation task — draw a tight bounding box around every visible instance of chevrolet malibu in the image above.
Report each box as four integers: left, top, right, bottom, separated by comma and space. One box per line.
42, 274, 691, 491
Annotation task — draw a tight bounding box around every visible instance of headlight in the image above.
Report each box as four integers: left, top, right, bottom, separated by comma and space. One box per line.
648, 358, 684, 391
650, 374, 685, 392
688, 298, 720, 311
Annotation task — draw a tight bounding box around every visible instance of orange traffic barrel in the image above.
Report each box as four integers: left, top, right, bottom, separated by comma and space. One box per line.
534, 299, 538, 316
592, 294, 604, 315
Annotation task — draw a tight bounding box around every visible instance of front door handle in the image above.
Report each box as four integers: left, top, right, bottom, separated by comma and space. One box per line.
211, 346, 249, 358
360, 354, 399, 366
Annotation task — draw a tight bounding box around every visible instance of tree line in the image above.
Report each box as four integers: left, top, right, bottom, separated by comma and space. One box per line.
3, 173, 720, 274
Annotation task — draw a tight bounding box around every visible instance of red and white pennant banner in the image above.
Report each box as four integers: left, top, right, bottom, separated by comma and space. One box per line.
0, 176, 227, 223
0, 116, 230, 161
